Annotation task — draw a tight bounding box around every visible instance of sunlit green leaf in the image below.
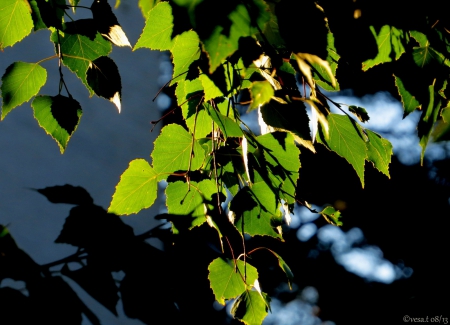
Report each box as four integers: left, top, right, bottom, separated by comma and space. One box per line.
249, 81, 274, 110
311, 31, 340, 91
231, 290, 269, 325
203, 2, 269, 73
431, 106, 450, 142
0, 0, 33, 50
199, 74, 224, 101
51, 30, 112, 95
171, 31, 200, 84
165, 179, 219, 233
108, 159, 159, 215
177, 79, 212, 138
32, 95, 82, 153
362, 25, 408, 71
409, 30, 449, 68
1, 62, 47, 119
152, 124, 205, 177
208, 257, 258, 305
257, 132, 300, 205
365, 130, 392, 177
260, 99, 314, 152
206, 102, 243, 138
394, 75, 421, 116
134, 1, 174, 51
230, 185, 283, 239
138, 0, 157, 19
418, 84, 442, 164
321, 206, 343, 226
29, 0, 46, 30
317, 114, 367, 187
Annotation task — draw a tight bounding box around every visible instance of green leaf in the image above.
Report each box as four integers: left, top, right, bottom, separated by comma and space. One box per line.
394, 75, 421, 116
0, 0, 33, 50
108, 159, 159, 215
51, 30, 112, 96
431, 106, 450, 142
311, 31, 340, 91
208, 257, 258, 305
205, 102, 243, 138
171, 31, 200, 84
32, 95, 82, 153
151, 124, 205, 177
231, 290, 269, 325
365, 130, 392, 177
257, 132, 300, 205
138, 0, 156, 19
230, 186, 283, 239
260, 99, 314, 152
177, 79, 212, 138
317, 114, 367, 187
134, 1, 174, 51
348, 105, 370, 123
165, 179, 219, 233
418, 84, 442, 164
362, 25, 408, 71
203, 2, 269, 73
29, 0, 47, 31
216, 145, 246, 196
1, 62, 47, 119
320, 206, 343, 226
259, 249, 294, 289
199, 74, 224, 101
249, 81, 274, 110
409, 30, 448, 69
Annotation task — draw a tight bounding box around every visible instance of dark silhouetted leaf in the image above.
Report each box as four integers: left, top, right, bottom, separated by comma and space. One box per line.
61, 264, 119, 315
87, 56, 122, 112
36, 185, 93, 205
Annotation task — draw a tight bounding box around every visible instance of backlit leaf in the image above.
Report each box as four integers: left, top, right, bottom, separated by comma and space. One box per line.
257, 132, 300, 204
317, 114, 367, 187
320, 206, 343, 226
165, 179, 218, 233
231, 290, 269, 325
365, 129, 392, 177
134, 1, 174, 51
249, 81, 274, 110
394, 75, 421, 116
362, 25, 407, 71
206, 102, 243, 138
199, 74, 223, 101
1, 62, 47, 119
203, 2, 269, 73
410, 30, 448, 68
230, 186, 283, 239
312, 32, 340, 91
208, 257, 258, 305
152, 124, 205, 177
260, 98, 314, 152
108, 159, 159, 215
51, 29, 112, 96
0, 0, 33, 50
32, 95, 82, 153
171, 31, 200, 84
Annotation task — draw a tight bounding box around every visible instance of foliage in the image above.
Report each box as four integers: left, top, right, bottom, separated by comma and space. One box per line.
1, 0, 450, 324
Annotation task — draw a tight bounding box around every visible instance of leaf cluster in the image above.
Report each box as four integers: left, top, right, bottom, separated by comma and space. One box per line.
4, 0, 450, 324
